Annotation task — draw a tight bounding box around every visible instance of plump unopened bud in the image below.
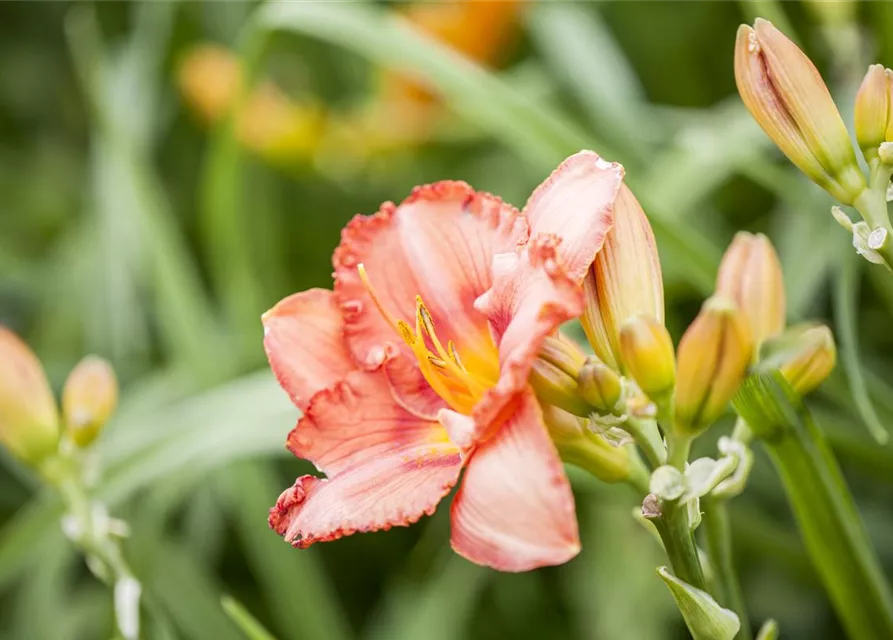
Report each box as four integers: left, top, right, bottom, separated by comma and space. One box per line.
577, 359, 622, 414
62, 356, 118, 447
0, 328, 59, 464
619, 314, 676, 402
675, 298, 754, 434
541, 404, 629, 483
716, 232, 786, 348
854, 65, 893, 164
758, 324, 836, 396
530, 336, 590, 417
735, 19, 866, 204
581, 184, 663, 372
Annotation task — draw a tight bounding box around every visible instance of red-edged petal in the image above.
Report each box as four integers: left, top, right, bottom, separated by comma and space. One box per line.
262, 289, 354, 411
472, 235, 584, 434
271, 369, 463, 547
522, 150, 624, 283
333, 182, 528, 371
449, 391, 580, 571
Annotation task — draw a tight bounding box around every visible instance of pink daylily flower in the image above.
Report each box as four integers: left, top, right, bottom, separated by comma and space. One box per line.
265, 151, 624, 571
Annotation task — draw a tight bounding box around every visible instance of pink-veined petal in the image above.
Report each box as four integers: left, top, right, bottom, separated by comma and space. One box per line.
271, 369, 463, 547
333, 181, 528, 371
262, 289, 354, 411
522, 150, 624, 283
450, 391, 580, 571
383, 353, 448, 420
472, 235, 584, 434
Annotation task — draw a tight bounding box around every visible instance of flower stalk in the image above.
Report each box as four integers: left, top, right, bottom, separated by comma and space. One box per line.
735, 374, 893, 640
702, 496, 752, 640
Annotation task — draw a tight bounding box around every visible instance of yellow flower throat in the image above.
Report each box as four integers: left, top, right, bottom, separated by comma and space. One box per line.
358, 264, 493, 414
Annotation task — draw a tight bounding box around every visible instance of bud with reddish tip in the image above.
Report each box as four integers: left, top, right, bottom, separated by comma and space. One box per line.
0, 327, 60, 464
619, 314, 676, 402
62, 356, 118, 448
854, 65, 892, 164
675, 298, 754, 434
716, 232, 786, 349
758, 324, 836, 396
735, 19, 866, 204
581, 184, 664, 372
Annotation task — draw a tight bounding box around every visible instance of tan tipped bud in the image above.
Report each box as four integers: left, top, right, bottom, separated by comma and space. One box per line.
62, 356, 118, 448
0, 328, 59, 464
530, 336, 591, 417
734, 20, 866, 204
619, 314, 676, 402
716, 232, 786, 348
675, 297, 754, 434
577, 359, 622, 414
177, 45, 242, 124
854, 65, 892, 164
541, 404, 629, 483
581, 184, 663, 371
759, 324, 836, 396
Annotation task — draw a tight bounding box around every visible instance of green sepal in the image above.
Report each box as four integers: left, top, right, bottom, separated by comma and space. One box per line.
657, 566, 740, 640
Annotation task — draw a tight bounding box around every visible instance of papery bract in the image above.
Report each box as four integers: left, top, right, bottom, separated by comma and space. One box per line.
265, 151, 625, 571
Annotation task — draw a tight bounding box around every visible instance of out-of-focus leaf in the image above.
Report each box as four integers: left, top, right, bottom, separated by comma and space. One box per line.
527, 2, 655, 155
222, 463, 351, 640
833, 250, 889, 443
221, 596, 278, 640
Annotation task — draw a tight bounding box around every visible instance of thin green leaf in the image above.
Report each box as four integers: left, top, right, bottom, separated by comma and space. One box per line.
221, 463, 351, 640
222, 596, 279, 640
833, 249, 889, 443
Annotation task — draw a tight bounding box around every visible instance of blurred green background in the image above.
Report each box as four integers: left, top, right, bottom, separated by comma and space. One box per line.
2, 1, 893, 638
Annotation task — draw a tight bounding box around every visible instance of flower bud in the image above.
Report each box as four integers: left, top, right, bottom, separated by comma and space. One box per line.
530, 336, 590, 417
619, 314, 676, 402
758, 324, 836, 396
581, 184, 663, 372
577, 359, 622, 414
541, 404, 629, 483
62, 356, 118, 448
854, 65, 893, 163
0, 327, 59, 464
735, 19, 866, 204
716, 232, 785, 348
675, 297, 754, 434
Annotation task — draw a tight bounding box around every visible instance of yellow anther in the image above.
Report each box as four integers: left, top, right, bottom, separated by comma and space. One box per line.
397, 321, 415, 346
427, 355, 448, 368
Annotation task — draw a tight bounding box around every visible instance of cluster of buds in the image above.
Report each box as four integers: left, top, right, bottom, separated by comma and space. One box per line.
0, 327, 117, 467
734, 18, 893, 268
531, 189, 836, 459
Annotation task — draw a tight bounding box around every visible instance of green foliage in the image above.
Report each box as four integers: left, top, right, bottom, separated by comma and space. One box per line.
2, 1, 893, 639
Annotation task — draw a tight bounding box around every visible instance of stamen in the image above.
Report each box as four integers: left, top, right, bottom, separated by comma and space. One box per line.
397, 321, 415, 346
427, 355, 448, 368
448, 340, 466, 371
358, 264, 401, 332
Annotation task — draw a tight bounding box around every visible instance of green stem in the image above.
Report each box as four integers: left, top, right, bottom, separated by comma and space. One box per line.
652, 500, 706, 591
624, 416, 667, 469
762, 416, 893, 639
42, 450, 139, 639
667, 433, 692, 470
702, 497, 752, 640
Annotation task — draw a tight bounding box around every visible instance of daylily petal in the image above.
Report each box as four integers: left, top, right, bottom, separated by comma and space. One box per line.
262, 289, 354, 411
522, 150, 624, 283
271, 369, 463, 547
449, 391, 580, 571
383, 353, 448, 420
333, 181, 528, 370
473, 235, 584, 433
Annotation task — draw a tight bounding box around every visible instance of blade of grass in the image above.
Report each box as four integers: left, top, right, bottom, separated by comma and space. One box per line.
221, 463, 351, 640
222, 596, 279, 640
832, 249, 889, 444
